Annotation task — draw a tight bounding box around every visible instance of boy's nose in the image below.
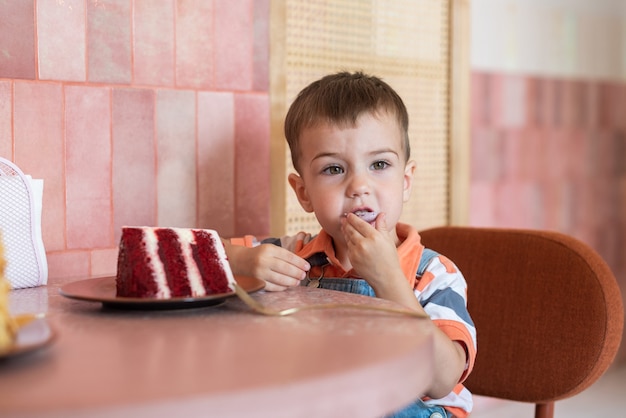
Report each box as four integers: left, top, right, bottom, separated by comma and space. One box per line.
347, 173, 370, 197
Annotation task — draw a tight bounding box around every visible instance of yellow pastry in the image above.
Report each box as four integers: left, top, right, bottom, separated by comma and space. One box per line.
0, 235, 17, 353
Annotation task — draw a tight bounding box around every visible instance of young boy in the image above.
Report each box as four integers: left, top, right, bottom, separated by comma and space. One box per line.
224, 71, 476, 418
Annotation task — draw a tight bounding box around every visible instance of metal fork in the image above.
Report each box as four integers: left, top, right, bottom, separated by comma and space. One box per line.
232, 283, 429, 318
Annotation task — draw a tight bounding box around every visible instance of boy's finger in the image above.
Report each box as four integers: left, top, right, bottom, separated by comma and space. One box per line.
272, 264, 308, 280
266, 271, 303, 289
375, 212, 387, 232
273, 246, 311, 271
346, 213, 375, 236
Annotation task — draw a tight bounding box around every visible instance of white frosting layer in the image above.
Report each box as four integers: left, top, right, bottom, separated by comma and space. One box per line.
206, 230, 237, 291
175, 228, 206, 297
144, 228, 171, 298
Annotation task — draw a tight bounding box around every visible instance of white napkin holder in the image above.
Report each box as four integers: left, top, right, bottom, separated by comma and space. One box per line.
0, 157, 48, 289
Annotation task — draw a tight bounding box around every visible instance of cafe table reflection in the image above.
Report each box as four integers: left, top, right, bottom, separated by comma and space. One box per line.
1, 276, 435, 418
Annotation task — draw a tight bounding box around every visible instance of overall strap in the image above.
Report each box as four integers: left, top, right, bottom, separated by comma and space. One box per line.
303, 248, 440, 296
417, 248, 439, 276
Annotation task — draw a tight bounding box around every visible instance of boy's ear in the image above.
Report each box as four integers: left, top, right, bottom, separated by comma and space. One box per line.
403, 160, 417, 202
288, 173, 315, 213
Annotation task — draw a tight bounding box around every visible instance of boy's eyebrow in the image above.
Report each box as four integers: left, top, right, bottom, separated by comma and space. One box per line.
310, 148, 400, 163
370, 148, 400, 157
309, 152, 340, 166
311, 151, 338, 160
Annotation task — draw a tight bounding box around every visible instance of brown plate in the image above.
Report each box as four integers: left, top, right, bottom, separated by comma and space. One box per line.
0, 317, 55, 359
59, 276, 265, 310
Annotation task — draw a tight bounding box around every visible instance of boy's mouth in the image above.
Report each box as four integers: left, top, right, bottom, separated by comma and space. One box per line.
343, 209, 378, 223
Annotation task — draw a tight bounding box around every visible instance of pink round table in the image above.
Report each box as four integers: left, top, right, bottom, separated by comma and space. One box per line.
1, 278, 434, 418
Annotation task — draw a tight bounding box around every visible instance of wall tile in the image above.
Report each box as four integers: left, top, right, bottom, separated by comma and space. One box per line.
47, 251, 90, 283
90, 248, 118, 277
500, 128, 524, 180
156, 89, 197, 227
112, 88, 156, 243
0, 1, 35, 79
608, 84, 626, 130
542, 129, 570, 181
541, 180, 569, 232
619, 176, 626, 230
518, 128, 546, 181
470, 72, 490, 128
197, 91, 235, 237
175, 0, 213, 88
87, 0, 131, 84
571, 176, 597, 244
234, 93, 269, 236
470, 126, 501, 182
596, 83, 612, 130
0, 82, 11, 159
591, 174, 615, 229
605, 131, 623, 179
252, 0, 270, 91
576, 81, 592, 129
133, 0, 175, 86
37, 0, 86, 82
558, 181, 576, 234
614, 130, 626, 177
535, 78, 557, 128
560, 80, 584, 130
498, 74, 527, 128
588, 129, 612, 177
468, 182, 496, 227
561, 129, 586, 180
584, 82, 599, 129
494, 181, 535, 228
65, 85, 112, 249
551, 80, 564, 128
524, 77, 540, 128
581, 129, 599, 179
597, 220, 621, 275
485, 74, 503, 128
214, 0, 254, 91
527, 182, 546, 228
13, 82, 65, 252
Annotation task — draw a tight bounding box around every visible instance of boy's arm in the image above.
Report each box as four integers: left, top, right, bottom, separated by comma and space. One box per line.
362, 262, 468, 398
416, 255, 476, 399
222, 238, 310, 291
341, 214, 474, 399
352, 255, 468, 398
424, 324, 468, 398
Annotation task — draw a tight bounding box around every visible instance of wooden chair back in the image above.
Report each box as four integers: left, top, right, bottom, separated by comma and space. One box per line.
419, 226, 624, 418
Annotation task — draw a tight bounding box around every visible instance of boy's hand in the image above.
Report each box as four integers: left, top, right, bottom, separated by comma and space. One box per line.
341, 212, 402, 288
341, 213, 421, 311
224, 242, 310, 291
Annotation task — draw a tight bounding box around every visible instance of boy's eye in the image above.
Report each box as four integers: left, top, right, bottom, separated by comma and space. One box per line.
322, 165, 344, 175
371, 160, 389, 170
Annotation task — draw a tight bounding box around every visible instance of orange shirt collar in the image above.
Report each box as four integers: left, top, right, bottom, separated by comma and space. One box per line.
294, 223, 424, 287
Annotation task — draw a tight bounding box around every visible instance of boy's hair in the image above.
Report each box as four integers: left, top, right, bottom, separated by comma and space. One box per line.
284, 71, 410, 172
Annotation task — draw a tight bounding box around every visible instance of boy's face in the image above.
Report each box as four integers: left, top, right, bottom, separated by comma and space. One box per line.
289, 111, 416, 249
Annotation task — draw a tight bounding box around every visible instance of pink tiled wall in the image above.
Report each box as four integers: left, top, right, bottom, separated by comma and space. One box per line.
0, 0, 270, 282
471, 72, 626, 361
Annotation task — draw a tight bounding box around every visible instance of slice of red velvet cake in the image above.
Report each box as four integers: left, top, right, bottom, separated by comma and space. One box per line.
116, 227, 236, 299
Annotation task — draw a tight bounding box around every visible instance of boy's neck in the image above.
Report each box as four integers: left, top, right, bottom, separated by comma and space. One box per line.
331, 241, 353, 272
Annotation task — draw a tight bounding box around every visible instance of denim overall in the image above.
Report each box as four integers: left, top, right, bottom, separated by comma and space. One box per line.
302, 248, 452, 418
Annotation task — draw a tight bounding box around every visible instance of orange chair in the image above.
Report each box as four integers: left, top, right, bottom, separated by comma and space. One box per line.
419, 226, 624, 418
